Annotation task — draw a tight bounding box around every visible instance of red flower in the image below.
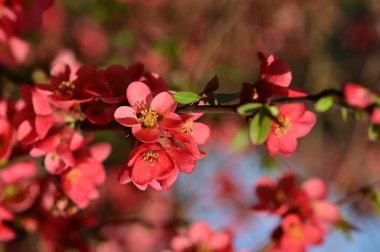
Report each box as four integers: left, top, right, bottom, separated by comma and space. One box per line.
172, 113, 210, 145
265, 103, 315, 157
343, 82, 377, 109
118, 143, 177, 190
114, 81, 181, 143
37, 63, 96, 109
277, 214, 323, 252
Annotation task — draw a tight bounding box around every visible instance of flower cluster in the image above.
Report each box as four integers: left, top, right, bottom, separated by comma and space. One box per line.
115, 81, 210, 190
252, 172, 340, 252
0, 0, 53, 66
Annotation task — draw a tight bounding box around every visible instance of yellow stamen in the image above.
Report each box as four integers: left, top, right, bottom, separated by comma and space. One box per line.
273, 116, 291, 136
58, 81, 75, 96
142, 150, 159, 166
180, 119, 194, 136
138, 108, 159, 128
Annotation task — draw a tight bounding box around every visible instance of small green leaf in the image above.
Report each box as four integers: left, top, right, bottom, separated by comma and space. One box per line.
230, 127, 250, 152
334, 217, 359, 240
368, 125, 379, 141
172, 91, 200, 104
341, 107, 348, 122
237, 103, 263, 116
363, 188, 380, 216
315, 96, 334, 112
261, 155, 278, 171
267, 106, 279, 117
249, 112, 271, 145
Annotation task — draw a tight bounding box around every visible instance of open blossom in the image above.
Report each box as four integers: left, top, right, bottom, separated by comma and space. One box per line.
118, 143, 177, 190
172, 113, 210, 145
167, 221, 234, 252
29, 127, 85, 174
265, 103, 315, 157
60, 142, 111, 208
343, 82, 377, 109
240, 52, 306, 103
114, 81, 181, 143
271, 214, 324, 252
0, 161, 39, 213
37, 63, 95, 109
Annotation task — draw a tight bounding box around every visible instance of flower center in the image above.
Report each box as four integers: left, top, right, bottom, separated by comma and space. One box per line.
58, 81, 75, 96
273, 116, 291, 136
180, 119, 194, 135
138, 108, 159, 128
288, 222, 304, 241
2, 185, 18, 199
142, 150, 159, 166
65, 168, 82, 183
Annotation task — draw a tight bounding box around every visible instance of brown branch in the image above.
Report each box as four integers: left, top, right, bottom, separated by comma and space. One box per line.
335, 178, 380, 205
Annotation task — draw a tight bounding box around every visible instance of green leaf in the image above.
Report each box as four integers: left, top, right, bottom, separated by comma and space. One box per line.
335, 217, 359, 240
237, 103, 263, 116
249, 112, 271, 145
172, 91, 200, 104
267, 106, 279, 117
315, 96, 334, 112
368, 125, 379, 141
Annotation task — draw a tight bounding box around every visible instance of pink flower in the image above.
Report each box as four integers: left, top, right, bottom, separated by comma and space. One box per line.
60, 157, 106, 209
0, 161, 39, 213
13, 86, 55, 146
118, 143, 177, 190
169, 221, 233, 252
29, 127, 85, 174
277, 214, 323, 252
114, 81, 181, 143
265, 103, 315, 157
58, 141, 110, 208
302, 179, 340, 225
172, 113, 210, 145
343, 82, 377, 109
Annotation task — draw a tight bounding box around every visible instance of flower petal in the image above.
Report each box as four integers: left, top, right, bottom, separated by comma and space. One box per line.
127, 82, 153, 111
114, 106, 140, 127
150, 92, 176, 116
132, 126, 161, 143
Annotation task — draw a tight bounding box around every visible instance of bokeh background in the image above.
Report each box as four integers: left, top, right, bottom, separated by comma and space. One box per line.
3, 0, 380, 251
